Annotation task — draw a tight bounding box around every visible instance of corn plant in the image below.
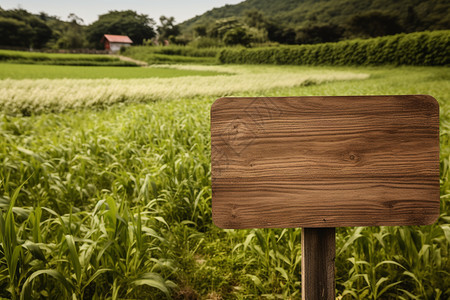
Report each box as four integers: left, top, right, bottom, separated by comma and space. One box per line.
0, 65, 449, 298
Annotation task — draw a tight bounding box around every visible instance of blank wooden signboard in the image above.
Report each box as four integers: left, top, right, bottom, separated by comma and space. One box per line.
211, 96, 440, 228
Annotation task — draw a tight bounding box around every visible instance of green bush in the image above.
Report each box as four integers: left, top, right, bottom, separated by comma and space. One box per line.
218, 30, 450, 66
123, 45, 221, 58
122, 45, 225, 64
188, 37, 224, 48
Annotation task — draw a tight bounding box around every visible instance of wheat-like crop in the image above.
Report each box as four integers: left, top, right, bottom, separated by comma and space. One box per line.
0, 67, 368, 114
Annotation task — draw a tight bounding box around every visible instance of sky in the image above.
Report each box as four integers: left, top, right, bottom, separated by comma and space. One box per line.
1, 0, 243, 24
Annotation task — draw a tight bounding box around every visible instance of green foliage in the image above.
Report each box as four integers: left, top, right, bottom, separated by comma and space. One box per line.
181, 0, 450, 38
54, 16, 87, 49
157, 16, 180, 44
296, 24, 344, 44
87, 10, 156, 49
122, 46, 222, 65
0, 65, 449, 298
189, 37, 224, 48
218, 30, 450, 66
32, 12, 88, 50
242, 9, 295, 45
0, 50, 137, 66
223, 27, 252, 47
348, 10, 403, 38
0, 9, 52, 48
195, 16, 270, 46
0, 63, 223, 80
208, 17, 242, 39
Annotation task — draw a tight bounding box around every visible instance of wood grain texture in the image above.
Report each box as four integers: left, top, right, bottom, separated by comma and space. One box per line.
302, 228, 335, 300
211, 96, 440, 228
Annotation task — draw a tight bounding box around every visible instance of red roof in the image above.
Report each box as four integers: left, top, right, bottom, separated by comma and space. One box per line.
102, 34, 133, 43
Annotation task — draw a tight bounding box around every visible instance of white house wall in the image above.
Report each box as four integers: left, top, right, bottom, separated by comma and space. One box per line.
110, 43, 131, 52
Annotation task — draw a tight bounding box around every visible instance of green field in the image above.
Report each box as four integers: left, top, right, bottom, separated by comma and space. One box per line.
0, 50, 137, 67
0, 64, 449, 299
0, 63, 227, 80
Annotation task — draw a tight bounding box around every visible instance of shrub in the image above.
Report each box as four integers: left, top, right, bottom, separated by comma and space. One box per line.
121, 45, 225, 64
218, 30, 450, 66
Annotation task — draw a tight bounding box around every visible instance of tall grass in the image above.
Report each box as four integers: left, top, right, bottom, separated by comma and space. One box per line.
0, 65, 449, 299
0, 66, 367, 114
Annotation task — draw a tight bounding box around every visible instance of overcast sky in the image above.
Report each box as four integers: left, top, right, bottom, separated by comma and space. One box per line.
1, 0, 243, 25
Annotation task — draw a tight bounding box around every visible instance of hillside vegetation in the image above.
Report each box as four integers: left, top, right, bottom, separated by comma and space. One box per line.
181, 0, 449, 35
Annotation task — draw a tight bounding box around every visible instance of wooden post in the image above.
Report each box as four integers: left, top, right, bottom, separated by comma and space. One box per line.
302, 228, 335, 300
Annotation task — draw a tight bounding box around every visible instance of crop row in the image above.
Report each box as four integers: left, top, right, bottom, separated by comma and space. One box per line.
1, 93, 449, 298
0, 50, 137, 66
0, 67, 367, 115
1, 65, 449, 298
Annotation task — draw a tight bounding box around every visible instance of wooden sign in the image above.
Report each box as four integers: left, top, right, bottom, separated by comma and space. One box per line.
211, 96, 440, 229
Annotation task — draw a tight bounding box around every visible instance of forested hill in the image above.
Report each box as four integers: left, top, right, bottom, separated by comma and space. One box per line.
180, 0, 450, 34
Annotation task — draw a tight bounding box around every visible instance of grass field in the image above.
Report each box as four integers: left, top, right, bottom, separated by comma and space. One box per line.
0, 63, 227, 80
0, 64, 449, 299
0, 65, 367, 114
0, 50, 137, 67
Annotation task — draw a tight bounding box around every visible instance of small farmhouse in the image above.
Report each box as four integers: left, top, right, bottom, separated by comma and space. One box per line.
101, 34, 133, 53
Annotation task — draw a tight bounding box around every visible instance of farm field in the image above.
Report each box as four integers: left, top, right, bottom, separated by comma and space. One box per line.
0, 63, 227, 80
0, 50, 137, 67
0, 64, 368, 114
0, 64, 449, 299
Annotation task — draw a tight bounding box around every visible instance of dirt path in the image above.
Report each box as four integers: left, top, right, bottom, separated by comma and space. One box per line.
115, 55, 148, 67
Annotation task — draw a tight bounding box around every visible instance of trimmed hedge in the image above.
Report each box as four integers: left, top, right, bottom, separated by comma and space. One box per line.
218, 31, 450, 66
121, 45, 224, 64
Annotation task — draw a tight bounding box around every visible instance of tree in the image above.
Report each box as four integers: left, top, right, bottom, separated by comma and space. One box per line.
87, 10, 156, 49
193, 24, 207, 37
243, 9, 267, 29
347, 11, 403, 38
242, 10, 296, 44
56, 14, 87, 49
68, 13, 84, 25
266, 24, 296, 44
296, 24, 344, 44
28, 16, 53, 48
223, 27, 251, 46
157, 16, 180, 43
0, 8, 52, 48
208, 17, 241, 39
404, 6, 421, 33
0, 17, 33, 47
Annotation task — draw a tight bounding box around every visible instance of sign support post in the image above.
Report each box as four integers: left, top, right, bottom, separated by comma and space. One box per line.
301, 228, 335, 299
